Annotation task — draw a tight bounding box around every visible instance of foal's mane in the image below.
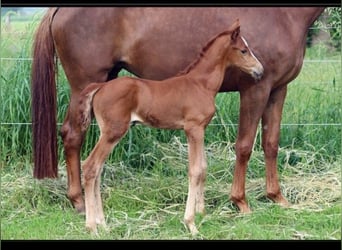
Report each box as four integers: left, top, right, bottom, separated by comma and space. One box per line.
176, 29, 233, 76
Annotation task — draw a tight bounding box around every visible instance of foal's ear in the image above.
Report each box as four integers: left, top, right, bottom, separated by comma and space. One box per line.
230, 19, 240, 41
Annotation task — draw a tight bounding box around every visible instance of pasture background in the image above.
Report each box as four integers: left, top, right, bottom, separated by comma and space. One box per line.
0, 8, 341, 240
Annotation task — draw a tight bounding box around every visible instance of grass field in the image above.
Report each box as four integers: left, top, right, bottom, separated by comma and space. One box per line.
0, 10, 341, 240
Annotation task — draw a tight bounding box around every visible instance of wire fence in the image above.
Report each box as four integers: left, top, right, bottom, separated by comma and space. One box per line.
1, 62, 340, 127
1, 25, 341, 129
1, 59, 341, 127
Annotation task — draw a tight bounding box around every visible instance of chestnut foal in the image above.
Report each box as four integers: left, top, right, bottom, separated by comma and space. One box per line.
78, 20, 263, 235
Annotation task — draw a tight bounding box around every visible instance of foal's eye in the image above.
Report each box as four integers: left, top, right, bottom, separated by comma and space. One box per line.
241, 49, 247, 55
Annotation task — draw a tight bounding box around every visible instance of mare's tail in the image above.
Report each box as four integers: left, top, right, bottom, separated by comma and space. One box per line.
31, 8, 59, 179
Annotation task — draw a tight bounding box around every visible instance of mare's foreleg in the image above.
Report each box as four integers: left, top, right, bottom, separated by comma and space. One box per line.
230, 86, 269, 213
261, 86, 289, 207
184, 125, 207, 235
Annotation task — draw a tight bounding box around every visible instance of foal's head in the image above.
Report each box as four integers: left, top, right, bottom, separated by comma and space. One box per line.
224, 19, 264, 81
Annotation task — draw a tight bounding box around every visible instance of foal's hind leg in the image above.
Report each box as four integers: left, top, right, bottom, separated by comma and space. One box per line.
184, 125, 207, 235
93, 165, 107, 229
83, 137, 118, 233
83, 124, 129, 233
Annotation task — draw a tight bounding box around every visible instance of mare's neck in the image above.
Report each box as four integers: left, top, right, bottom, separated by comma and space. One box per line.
186, 35, 230, 95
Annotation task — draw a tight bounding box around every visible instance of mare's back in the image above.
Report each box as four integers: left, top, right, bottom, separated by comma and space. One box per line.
53, 7, 315, 90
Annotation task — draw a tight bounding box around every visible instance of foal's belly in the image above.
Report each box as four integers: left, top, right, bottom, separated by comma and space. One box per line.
130, 111, 184, 130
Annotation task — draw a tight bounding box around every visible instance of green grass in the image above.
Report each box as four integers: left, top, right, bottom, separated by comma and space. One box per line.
1, 15, 341, 240
1, 150, 341, 239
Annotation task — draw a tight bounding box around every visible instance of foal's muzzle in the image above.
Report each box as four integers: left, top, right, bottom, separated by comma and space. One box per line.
252, 63, 264, 81
253, 70, 263, 81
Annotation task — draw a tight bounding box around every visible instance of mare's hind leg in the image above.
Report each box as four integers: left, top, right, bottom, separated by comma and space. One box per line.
184, 125, 207, 235
261, 86, 289, 207
60, 98, 86, 214
60, 70, 117, 214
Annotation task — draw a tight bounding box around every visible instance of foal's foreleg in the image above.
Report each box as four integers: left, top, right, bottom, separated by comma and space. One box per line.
184, 126, 207, 235
195, 147, 206, 214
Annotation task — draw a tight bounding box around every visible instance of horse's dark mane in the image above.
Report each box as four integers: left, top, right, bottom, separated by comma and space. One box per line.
176, 29, 233, 76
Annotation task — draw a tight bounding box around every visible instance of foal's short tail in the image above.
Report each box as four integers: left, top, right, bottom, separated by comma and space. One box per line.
78, 83, 103, 132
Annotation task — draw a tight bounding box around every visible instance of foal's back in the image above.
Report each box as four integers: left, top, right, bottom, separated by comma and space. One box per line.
84, 75, 216, 131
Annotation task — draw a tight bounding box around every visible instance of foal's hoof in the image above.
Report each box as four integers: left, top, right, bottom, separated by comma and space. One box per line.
189, 225, 199, 236
97, 222, 109, 232
86, 224, 98, 235
185, 222, 199, 236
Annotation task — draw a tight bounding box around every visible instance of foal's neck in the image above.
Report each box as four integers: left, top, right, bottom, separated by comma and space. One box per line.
186, 34, 230, 95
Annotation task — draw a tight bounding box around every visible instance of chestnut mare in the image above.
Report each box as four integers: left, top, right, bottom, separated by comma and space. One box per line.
77, 20, 263, 234
31, 7, 325, 217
